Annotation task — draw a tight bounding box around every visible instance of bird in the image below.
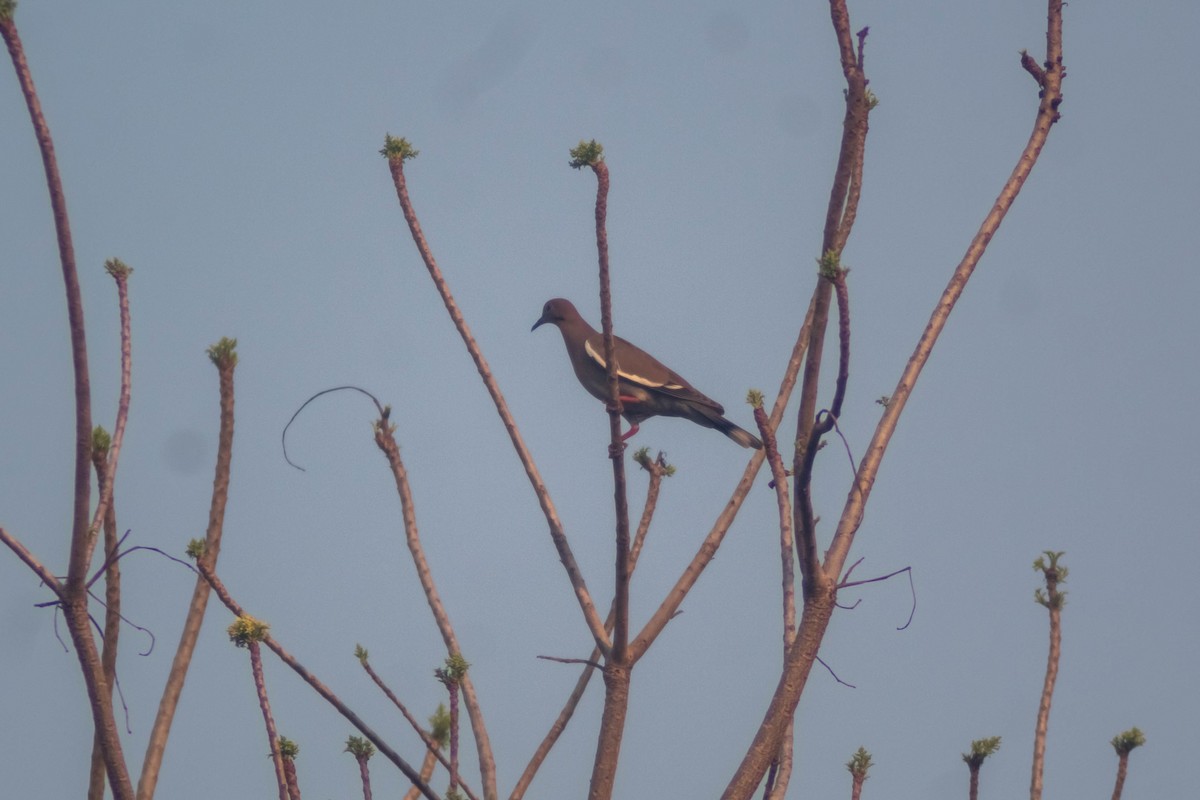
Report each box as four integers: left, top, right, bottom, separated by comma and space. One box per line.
532, 298, 763, 449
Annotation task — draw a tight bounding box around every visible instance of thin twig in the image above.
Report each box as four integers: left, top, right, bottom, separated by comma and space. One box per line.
359, 655, 480, 800
536, 655, 604, 669
837, 565, 916, 631
816, 656, 856, 689
87, 261, 134, 570
281, 385, 388, 471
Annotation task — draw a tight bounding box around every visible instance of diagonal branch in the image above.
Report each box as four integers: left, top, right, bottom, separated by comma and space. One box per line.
358, 654, 480, 800
0, 526, 62, 594
382, 139, 610, 661
195, 559, 440, 800
823, 0, 1066, 581
373, 422, 496, 800
629, 295, 815, 663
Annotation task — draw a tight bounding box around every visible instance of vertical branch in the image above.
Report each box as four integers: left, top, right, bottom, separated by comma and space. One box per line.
845, 747, 873, 800
435, 655, 469, 798
962, 736, 1001, 800
752, 401, 797, 800
1, 12, 133, 796
1030, 552, 1066, 800
512, 456, 665, 800
279, 740, 302, 800
571, 142, 632, 663
0, 6, 94, 590
87, 260, 134, 556
346, 737, 377, 800
791, 14, 870, 601
89, 259, 135, 800
1108, 728, 1144, 800
227, 615, 287, 800
138, 339, 237, 800
87, 430, 122, 800
795, 265, 851, 595
568, 141, 634, 800
253, 648, 289, 800
357, 756, 374, 800
381, 137, 610, 663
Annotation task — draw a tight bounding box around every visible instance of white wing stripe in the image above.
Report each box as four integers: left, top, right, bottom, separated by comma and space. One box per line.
584, 340, 682, 390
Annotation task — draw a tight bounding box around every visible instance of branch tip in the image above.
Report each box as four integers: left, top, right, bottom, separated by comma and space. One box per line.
206, 337, 238, 369
568, 139, 604, 169
381, 134, 419, 161
104, 258, 133, 279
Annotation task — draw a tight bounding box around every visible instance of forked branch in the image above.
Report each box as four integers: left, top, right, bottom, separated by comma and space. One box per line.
382, 137, 610, 666
823, 0, 1066, 581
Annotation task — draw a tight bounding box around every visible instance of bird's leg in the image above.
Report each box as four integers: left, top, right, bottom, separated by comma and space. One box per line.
620, 422, 640, 442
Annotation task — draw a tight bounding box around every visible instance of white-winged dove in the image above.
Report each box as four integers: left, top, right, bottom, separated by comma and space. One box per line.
532, 298, 763, 449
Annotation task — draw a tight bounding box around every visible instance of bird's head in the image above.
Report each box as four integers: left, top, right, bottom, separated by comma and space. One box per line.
531, 298, 579, 332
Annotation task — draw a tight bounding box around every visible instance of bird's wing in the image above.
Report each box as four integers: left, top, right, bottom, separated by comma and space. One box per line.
584, 335, 724, 411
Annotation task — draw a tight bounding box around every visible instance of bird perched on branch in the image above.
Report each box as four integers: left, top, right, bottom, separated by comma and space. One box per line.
532, 298, 762, 449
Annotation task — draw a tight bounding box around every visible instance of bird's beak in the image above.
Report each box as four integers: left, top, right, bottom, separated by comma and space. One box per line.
531, 314, 548, 332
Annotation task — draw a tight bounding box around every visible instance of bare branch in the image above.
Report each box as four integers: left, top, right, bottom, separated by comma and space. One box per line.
373, 422, 495, 798
752, 403, 797, 800
195, 559, 439, 800
138, 340, 237, 800
583, 153, 633, 666
87, 261, 134, 570
358, 651, 480, 800
383, 139, 609, 670
823, 0, 1066, 581
629, 296, 814, 663
0, 526, 63, 595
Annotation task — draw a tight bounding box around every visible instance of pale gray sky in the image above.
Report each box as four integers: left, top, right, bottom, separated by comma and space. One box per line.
2, 2, 1197, 798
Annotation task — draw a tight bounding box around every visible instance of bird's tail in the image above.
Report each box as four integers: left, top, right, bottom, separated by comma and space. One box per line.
681, 401, 764, 449
695, 409, 762, 449
721, 420, 763, 449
